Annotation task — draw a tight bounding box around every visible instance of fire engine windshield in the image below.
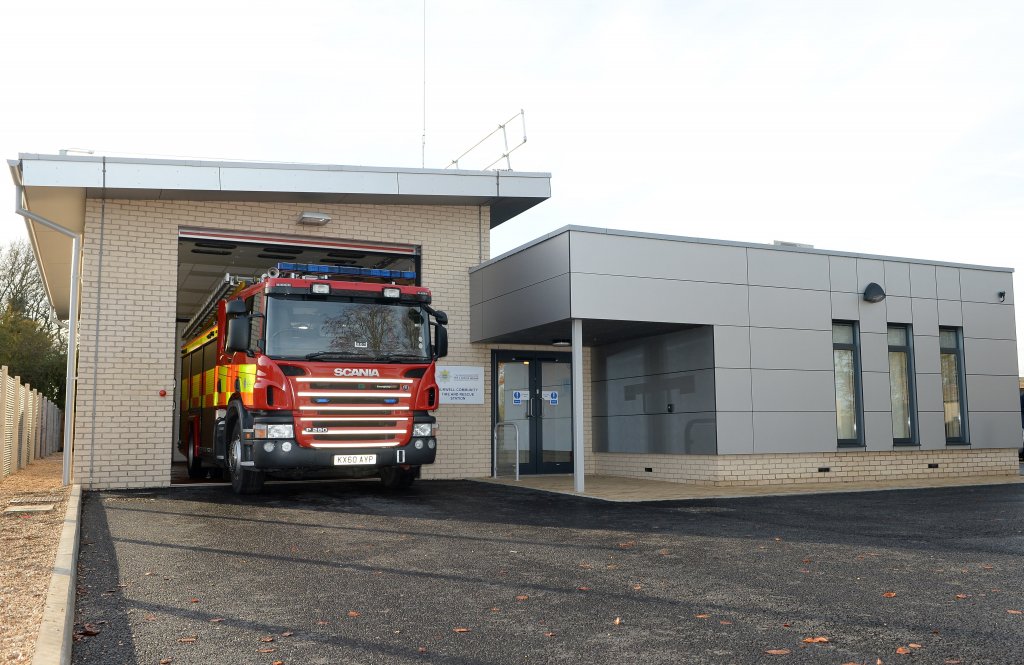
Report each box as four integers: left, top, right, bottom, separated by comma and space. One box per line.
264, 295, 431, 362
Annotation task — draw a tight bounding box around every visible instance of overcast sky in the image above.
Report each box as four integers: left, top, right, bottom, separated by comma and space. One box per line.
2, 1, 1022, 360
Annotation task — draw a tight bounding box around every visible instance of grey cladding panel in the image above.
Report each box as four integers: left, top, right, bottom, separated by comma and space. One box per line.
959, 269, 1014, 305
885, 296, 912, 324
571, 274, 750, 325
863, 411, 893, 451
752, 412, 837, 453
936, 267, 961, 300
715, 368, 753, 411
857, 259, 885, 292
592, 328, 714, 381
477, 233, 569, 303
937, 300, 963, 326
750, 369, 836, 412
961, 302, 1016, 340
964, 374, 1022, 412
569, 232, 748, 284
829, 256, 858, 293
909, 263, 937, 299
917, 411, 946, 450
915, 372, 943, 413
912, 298, 939, 337
883, 262, 911, 297
963, 338, 1019, 376
717, 412, 754, 454
747, 248, 830, 290
593, 412, 717, 455
749, 327, 833, 371
913, 334, 940, 375
860, 332, 889, 373
860, 371, 891, 413
477, 275, 570, 341
858, 298, 887, 334
831, 291, 860, 321
592, 368, 716, 417
967, 411, 1023, 449
714, 326, 751, 368
748, 287, 832, 331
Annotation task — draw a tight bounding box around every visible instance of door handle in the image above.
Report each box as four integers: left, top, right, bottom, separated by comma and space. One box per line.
526, 398, 533, 418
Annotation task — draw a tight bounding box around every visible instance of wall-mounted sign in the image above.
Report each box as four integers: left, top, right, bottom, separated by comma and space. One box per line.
437, 366, 485, 405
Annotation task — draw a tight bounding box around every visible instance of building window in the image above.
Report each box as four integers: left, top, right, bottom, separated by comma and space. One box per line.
833, 322, 862, 445
940, 327, 968, 443
888, 325, 916, 444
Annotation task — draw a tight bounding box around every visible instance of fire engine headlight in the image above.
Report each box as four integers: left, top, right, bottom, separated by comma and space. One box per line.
254, 423, 294, 439
412, 423, 435, 437
311, 283, 330, 295
263, 442, 276, 453
382, 287, 401, 299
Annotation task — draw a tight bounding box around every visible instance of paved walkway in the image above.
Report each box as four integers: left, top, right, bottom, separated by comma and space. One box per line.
477, 469, 1024, 501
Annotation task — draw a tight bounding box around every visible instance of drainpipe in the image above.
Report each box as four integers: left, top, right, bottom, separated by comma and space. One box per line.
13, 183, 81, 487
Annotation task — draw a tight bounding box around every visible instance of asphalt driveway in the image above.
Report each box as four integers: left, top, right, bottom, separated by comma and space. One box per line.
73, 480, 1024, 664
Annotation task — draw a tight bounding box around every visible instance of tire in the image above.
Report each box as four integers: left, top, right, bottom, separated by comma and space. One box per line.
185, 432, 205, 480
228, 422, 265, 495
380, 466, 416, 490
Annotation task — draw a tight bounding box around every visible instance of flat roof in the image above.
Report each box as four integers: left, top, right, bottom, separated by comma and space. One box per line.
10, 153, 551, 318
473, 225, 1013, 274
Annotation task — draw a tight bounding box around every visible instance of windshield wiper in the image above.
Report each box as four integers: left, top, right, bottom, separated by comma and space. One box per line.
373, 353, 430, 363
304, 350, 370, 360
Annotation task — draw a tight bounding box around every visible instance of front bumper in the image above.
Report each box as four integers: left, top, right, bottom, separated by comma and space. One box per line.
247, 439, 437, 470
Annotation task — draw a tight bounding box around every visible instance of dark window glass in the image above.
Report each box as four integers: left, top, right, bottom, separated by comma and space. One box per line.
833, 322, 862, 444
888, 325, 916, 443
939, 328, 967, 442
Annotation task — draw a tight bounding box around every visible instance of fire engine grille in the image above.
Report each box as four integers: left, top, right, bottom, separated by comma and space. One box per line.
292, 376, 414, 448
311, 433, 397, 442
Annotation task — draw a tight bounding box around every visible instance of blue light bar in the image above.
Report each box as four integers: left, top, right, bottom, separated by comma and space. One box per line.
275, 262, 417, 281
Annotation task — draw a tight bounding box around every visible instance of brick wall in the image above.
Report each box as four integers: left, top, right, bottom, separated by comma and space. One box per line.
74, 199, 496, 489
593, 448, 1019, 486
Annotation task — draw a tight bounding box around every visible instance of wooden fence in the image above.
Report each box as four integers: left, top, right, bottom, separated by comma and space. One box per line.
1, 365, 63, 481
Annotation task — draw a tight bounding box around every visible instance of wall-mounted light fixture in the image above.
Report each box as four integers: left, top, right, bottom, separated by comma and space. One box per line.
863, 282, 886, 303
551, 339, 571, 347
297, 211, 332, 226
997, 290, 1006, 302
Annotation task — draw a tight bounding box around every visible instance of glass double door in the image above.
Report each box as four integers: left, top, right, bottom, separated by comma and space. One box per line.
494, 351, 573, 475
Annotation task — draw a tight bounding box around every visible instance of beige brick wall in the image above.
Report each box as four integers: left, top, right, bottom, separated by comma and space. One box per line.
594, 448, 1020, 486
74, 199, 502, 489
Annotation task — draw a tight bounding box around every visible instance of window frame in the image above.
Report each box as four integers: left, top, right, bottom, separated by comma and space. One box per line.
833, 320, 865, 447
939, 326, 969, 444
887, 324, 918, 445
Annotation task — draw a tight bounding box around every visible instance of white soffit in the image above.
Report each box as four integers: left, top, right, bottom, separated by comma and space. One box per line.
22, 186, 85, 319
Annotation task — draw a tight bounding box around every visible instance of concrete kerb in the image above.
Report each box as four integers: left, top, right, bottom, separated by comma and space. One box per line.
32, 484, 82, 665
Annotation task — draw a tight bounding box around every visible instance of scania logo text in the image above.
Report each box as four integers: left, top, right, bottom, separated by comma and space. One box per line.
334, 368, 381, 377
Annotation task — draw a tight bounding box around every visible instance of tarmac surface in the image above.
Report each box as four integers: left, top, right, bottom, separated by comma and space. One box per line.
73, 479, 1024, 664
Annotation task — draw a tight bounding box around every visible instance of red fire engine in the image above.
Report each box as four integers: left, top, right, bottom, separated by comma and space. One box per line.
178, 262, 448, 494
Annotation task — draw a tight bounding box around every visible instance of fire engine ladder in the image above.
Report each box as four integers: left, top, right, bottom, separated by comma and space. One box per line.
181, 274, 243, 341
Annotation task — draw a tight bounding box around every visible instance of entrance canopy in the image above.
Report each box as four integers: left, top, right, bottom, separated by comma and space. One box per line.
9, 153, 551, 319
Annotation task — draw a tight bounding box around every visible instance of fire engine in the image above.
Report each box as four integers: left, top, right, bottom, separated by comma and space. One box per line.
178, 262, 448, 494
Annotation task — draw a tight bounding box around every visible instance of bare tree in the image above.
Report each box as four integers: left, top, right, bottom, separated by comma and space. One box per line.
0, 240, 67, 404
0, 240, 65, 343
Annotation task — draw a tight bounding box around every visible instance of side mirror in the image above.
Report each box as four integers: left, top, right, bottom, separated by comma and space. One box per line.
434, 324, 448, 359
225, 316, 251, 354
225, 298, 247, 316
433, 310, 448, 326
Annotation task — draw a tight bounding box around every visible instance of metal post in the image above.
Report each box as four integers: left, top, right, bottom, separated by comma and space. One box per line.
12, 183, 81, 485
571, 318, 585, 493
492, 422, 520, 481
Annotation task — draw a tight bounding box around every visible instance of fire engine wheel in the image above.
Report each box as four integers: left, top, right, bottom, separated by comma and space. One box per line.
380, 466, 416, 490
229, 425, 265, 495
185, 437, 204, 480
